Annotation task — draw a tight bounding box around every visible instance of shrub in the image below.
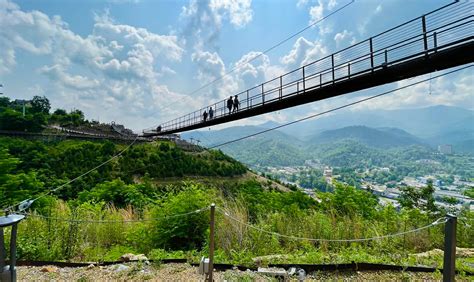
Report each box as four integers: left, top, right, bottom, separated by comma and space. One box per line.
149, 183, 212, 250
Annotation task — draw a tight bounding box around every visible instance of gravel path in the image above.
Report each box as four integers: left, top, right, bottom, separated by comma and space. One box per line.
17, 263, 472, 281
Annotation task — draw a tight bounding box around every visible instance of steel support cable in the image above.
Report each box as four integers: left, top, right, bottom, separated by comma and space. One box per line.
2, 135, 140, 213
216, 207, 448, 242
206, 65, 473, 149
143, 0, 356, 131
18, 207, 209, 224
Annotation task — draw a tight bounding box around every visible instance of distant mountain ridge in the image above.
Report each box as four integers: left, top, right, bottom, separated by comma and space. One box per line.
308, 126, 424, 148
278, 105, 473, 140
182, 105, 473, 166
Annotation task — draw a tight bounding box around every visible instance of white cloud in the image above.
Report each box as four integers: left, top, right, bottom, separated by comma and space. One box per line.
191, 50, 239, 100
297, 0, 309, 8
349, 70, 474, 111
280, 37, 328, 70
159, 66, 177, 76
358, 4, 383, 35
93, 17, 183, 62
374, 4, 382, 14
209, 0, 253, 28
309, 0, 324, 24
327, 0, 337, 10
39, 64, 100, 90
0, 0, 192, 130
334, 29, 355, 47
180, 0, 253, 51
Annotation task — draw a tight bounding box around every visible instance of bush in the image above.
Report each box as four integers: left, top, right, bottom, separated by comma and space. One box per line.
150, 183, 212, 250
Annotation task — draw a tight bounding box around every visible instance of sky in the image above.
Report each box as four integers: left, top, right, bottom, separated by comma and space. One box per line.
0, 0, 472, 132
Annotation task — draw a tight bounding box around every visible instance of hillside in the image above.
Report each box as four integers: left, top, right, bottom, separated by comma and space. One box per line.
307, 126, 424, 148
262, 105, 474, 150
183, 125, 306, 166
0, 137, 247, 206
182, 105, 473, 168
184, 125, 432, 167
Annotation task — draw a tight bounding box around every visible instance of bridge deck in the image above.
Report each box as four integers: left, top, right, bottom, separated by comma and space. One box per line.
144, 2, 473, 137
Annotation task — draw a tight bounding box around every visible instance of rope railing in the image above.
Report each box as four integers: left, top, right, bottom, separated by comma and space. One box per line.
216, 206, 447, 243
18, 207, 209, 224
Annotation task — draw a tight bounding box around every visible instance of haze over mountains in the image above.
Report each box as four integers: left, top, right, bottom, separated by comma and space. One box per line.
183, 106, 474, 166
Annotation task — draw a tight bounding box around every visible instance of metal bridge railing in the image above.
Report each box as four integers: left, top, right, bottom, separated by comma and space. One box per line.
148, 1, 473, 135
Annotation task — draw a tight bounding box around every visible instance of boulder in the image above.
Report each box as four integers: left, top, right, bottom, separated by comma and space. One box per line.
111, 264, 130, 272
120, 253, 149, 262
40, 266, 58, 273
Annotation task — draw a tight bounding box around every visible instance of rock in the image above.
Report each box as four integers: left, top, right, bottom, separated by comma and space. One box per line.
414, 248, 474, 259
257, 267, 288, 280
414, 249, 444, 258
288, 267, 297, 276
120, 253, 149, 262
87, 264, 95, 269
456, 247, 474, 258
40, 266, 58, 273
111, 264, 130, 272
297, 268, 306, 281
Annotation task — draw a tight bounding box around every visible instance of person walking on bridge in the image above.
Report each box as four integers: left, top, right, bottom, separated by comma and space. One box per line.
233, 95, 240, 112
209, 107, 214, 119
227, 96, 233, 114
203, 110, 208, 122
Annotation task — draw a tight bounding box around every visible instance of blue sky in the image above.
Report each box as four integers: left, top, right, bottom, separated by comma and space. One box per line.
0, 0, 472, 131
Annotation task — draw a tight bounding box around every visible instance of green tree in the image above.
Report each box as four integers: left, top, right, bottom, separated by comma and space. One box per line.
150, 184, 211, 250
31, 96, 51, 114
400, 180, 438, 213
0, 149, 43, 207
319, 182, 378, 218
421, 179, 437, 213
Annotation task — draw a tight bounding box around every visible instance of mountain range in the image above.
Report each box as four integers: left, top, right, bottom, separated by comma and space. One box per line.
183, 105, 473, 166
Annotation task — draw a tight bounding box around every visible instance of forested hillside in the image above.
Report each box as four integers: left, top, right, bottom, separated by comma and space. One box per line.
0, 137, 246, 206
185, 125, 474, 181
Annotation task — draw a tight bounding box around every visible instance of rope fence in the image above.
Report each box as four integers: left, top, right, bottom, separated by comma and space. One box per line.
18, 207, 209, 224
3, 203, 466, 280
216, 206, 448, 243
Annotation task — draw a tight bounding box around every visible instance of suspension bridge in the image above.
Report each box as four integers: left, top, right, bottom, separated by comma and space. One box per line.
143, 1, 473, 137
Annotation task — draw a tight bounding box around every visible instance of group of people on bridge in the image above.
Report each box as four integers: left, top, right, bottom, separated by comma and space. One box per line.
202, 95, 240, 122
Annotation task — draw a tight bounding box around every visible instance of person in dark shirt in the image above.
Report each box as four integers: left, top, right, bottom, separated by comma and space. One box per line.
227, 96, 233, 114
203, 110, 208, 122
209, 107, 214, 119
233, 95, 240, 112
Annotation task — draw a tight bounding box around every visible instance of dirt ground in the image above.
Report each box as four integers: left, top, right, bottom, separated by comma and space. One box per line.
17, 262, 473, 281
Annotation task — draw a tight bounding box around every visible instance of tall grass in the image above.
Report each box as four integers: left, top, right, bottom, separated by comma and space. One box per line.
14, 195, 474, 266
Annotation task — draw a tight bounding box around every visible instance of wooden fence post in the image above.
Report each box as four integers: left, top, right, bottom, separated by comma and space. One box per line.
443, 215, 456, 282
208, 203, 216, 282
